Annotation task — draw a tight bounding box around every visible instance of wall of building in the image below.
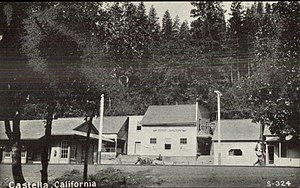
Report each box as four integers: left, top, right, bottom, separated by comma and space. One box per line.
127, 116, 144, 155
49, 138, 97, 164
266, 142, 300, 167
213, 141, 257, 166
140, 125, 197, 157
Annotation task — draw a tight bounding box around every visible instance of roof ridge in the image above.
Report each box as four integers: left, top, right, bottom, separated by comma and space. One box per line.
149, 104, 196, 107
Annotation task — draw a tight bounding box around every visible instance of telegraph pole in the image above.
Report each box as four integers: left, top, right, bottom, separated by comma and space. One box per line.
214, 90, 222, 165
97, 94, 104, 164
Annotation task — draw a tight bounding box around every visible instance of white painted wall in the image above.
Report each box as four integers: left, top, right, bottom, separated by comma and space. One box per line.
127, 116, 144, 155
140, 125, 197, 157
2, 151, 27, 164
213, 141, 257, 166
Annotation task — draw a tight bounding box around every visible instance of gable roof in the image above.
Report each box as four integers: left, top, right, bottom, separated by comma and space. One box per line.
95, 116, 128, 134
73, 120, 100, 135
141, 104, 197, 126
0, 119, 45, 140
52, 117, 86, 136
0, 116, 128, 140
263, 126, 272, 136
212, 119, 260, 141
0, 117, 84, 140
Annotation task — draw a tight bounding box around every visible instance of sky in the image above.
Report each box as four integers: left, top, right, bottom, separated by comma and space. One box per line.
141, 1, 254, 26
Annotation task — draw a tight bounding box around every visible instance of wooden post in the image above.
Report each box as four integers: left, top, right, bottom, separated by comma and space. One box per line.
266, 145, 269, 165
97, 94, 104, 164
115, 138, 117, 157
83, 117, 92, 182
214, 90, 222, 165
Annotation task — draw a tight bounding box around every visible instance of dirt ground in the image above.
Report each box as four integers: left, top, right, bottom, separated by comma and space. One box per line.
0, 164, 299, 188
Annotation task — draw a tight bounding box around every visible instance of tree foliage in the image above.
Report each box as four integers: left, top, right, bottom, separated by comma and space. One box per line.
1, 1, 299, 146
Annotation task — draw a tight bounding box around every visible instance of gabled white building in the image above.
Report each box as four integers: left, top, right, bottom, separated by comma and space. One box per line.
127, 103, 211, 158
212, 119, 261, 166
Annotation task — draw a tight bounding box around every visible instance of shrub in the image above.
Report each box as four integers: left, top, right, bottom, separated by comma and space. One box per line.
51, 167, 163, 188
90, 167, 163, 187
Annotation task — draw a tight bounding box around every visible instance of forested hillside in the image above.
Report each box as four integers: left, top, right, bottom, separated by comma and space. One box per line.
0, 1, 299, 137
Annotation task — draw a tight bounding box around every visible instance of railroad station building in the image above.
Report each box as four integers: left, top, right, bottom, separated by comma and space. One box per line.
0, 116, 128, 164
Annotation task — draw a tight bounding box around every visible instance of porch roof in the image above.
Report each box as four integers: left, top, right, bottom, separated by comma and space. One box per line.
266, 135, 294, 142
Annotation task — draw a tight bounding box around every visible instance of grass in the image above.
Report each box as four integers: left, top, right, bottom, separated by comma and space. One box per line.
0, 164, 299, 188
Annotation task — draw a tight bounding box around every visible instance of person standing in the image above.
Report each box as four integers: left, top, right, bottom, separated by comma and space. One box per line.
254, 141, 264, 166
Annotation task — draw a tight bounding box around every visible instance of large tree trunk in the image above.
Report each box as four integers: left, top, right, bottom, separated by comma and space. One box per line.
6, 113, 26, 184
83, 117, 92, 181
40, 107, 54, 184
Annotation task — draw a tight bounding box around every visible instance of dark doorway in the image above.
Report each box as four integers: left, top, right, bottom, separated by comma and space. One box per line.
268, 146, 274, 164
197, 138, 212, 156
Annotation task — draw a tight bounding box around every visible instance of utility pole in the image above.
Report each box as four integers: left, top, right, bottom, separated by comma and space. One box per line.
97, 94, 104, 164
214, 90, 222, 165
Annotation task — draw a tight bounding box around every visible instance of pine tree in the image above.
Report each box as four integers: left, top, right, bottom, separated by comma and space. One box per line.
257, 1, 264, 15
148, 5, 160, 41
190, 1, 226, 54
254, 2, 280, 62
227, 1, 246, 82
161, 10, 172, 40
228, 1, 245, 50
172, 15, 180, 38
135, 2, 150, 58
179, 20, 190, 41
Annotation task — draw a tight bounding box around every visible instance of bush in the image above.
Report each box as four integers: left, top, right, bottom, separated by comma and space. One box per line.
51, 167, 163, 188
93, 167, 163, 187
50, 169, 84, 186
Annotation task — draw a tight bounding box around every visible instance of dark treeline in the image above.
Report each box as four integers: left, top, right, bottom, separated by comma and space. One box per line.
0, 0, 299, 146
0, 1, 299, 184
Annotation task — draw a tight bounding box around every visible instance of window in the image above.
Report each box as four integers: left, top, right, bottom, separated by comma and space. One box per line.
165, 144, 171, 150
281, 143, 287, 158
180, 138, 187, 144
21, 151, 26, 158
70, 142, 77, 159
4, 146, 11, 158
229, 149, 243, 156
137, 125, 141, 131
4, 150, 11, 158
61, 141, 69, 158
150, 138, 157, 144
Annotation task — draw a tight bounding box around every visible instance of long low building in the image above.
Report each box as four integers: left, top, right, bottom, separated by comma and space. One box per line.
0, 116, 128, 164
